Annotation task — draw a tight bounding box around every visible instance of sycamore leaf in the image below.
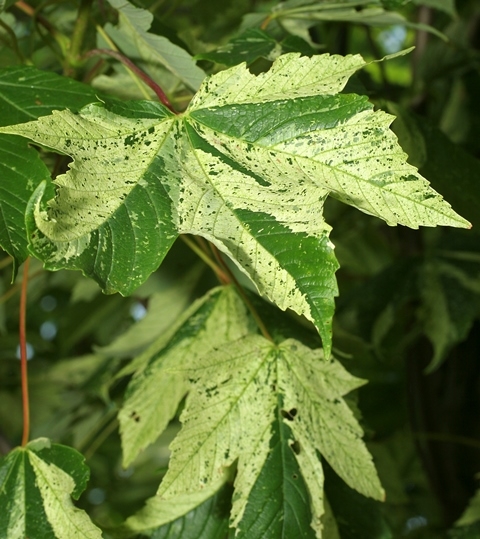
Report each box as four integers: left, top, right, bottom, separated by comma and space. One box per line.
0, 53, 468, 355
0, 438, 102, 538
125, 336, 383, 537
106, 0, 206, 92
119, 286, 254, 467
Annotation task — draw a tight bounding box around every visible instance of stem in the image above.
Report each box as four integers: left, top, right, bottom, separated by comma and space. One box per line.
65, 0, 94, 76
260, 16, 272, 30
365, 26, 388, 91
210, 245, 274, 342
181, 235, 229, 283
20, 258, 31, 447
83, 48, 175, 112
95, 24, 150, 100
15, 1, 55, 33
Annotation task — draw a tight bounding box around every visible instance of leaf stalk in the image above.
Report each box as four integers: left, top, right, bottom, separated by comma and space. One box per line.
181, 235, 229, 283
19, 257, 31, 447
210, 245, 274, 342
83, 48, 176, 112
65, 0, 94, 76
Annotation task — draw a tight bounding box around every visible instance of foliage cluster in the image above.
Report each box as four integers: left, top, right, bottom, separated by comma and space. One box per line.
0, 0, 480, 537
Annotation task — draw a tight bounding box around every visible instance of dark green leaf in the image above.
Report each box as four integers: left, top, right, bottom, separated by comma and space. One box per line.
324, 461, 393, 539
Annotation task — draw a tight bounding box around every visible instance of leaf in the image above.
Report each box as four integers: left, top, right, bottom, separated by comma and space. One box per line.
256, 0, 446, 41
147, 484, 232, 539
0, 67, 107, 125
0, 53, 468, 355
413, 0, 456, 17
324, 460, 392, 539
126, 336, 383, 536
0, 0, 16, 13
118, 286, 254, 467
23, 101, 180, 295
418, 260, 478, 372
106, 0, 206, 92
0, 67, 112, 269
0, 438, 102, 538
277, 339, 384, 503
189, 52, 366, 106
409, 108, 480, 229
456, 489, 480, 526
195, 28, 280, 66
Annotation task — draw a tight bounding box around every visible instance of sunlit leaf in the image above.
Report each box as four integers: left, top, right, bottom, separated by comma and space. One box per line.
125, 336, 383, 536
0, 53, 468, 356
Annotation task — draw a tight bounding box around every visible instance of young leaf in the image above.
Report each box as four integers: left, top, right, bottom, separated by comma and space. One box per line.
0, 438, 101, 538
118, 286, 254, 467
125, 336, 383, 536
0, 53, 468, 355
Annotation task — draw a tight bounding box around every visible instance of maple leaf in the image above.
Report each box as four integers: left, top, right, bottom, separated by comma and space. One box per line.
123, 335, 383, 537
0, 53, 469, 356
